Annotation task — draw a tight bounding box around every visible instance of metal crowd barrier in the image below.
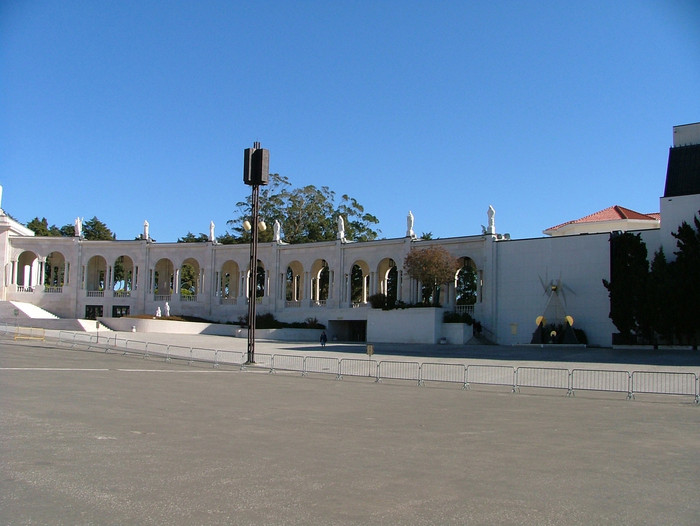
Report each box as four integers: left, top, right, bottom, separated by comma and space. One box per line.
378, 360, 421, 385
466, 364, 516, 391
7, 329, 699, 404
339, 358, 378, 380
515, 366, 570, 393
419, 362, 466, 388
571, 369, 632, 398
630, 371, 697, 400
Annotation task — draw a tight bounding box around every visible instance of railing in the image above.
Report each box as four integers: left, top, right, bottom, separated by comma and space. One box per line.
454, 305, 475, 316
285, 301, 302, 308
312, 300, 327, 308
219, 297, 237, 305
154, 294, 171, 302
4, 326, 697, 404
17, 286, 34, 293
113, 290, 131, 298
43, 286, 63, 294
86, 290, 104, 297
180, 294, 198, 302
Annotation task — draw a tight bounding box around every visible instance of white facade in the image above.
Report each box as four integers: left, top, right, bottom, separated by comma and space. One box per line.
4, 199, 697, 348
1, 125, 699, 347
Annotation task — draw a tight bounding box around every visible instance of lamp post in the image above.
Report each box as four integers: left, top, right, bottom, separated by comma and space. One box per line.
243, 142, 269, 365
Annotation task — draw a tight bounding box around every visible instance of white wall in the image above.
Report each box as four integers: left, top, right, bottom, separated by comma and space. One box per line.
491, 233, 615, 347
367, 308, 442, 344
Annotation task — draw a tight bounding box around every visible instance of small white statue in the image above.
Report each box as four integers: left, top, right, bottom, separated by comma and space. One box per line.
165, 302, 170, 317
75, 217, 83, 237
143, 220, 149, 240
337, 215, 346, 241
487, 205, 496, 234
406, 210, 415, 238
209, 221, 215, 242
155, 306, 161, 318
273, 220, 281, 242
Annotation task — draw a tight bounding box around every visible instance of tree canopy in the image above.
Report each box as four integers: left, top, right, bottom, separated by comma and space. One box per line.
178, 232, 209, 243
404, 245, 459, 306
26, 216, 116, 240
226, 174, 380, 244
26, 217, 63, 237
602, 212, 700, 347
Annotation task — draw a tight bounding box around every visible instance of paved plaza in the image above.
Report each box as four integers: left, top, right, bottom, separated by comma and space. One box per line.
1, 334, 700, 525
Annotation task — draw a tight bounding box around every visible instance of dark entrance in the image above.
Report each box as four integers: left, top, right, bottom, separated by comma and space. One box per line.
112, 306, 130, 317
85, 305, 103, 320
328, 320, 367, 342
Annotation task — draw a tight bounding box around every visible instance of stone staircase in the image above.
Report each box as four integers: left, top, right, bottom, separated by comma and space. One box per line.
1, 301, 59, 319
0, 301, 107, 332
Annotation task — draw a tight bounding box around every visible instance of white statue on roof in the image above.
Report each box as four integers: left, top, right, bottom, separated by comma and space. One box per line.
407, 210, 415, 238
75, 217, 83, 237
337, 215, 346, 242
209, 221, 215, 242
273, 220, 281, 242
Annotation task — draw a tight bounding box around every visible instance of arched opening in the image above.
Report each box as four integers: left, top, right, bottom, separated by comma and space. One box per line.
377, 258, 398, 307
285, 261, 304, 304
455, 257, 478, 315
113, 255, 134, 297
153, 258, 174, 298
44, 251, 67, 290
180, 257, 201, 301
311, 259, 330, 305
219, 260, 240, 303
244, 260, 266, 300
16, 251, 39, 291
350, 261, 369, 306
86, 255, 107, 296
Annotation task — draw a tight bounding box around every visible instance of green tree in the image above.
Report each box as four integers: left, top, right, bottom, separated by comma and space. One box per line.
178, 232, 209, 243
647, 248, 673, 343
180, 264, 197, 295
455, 264, 477, 305
26, 217, 60, 236
82, 217, 116, 240
228, 174, 380, 244
404, 246, 459, 307
669, 212, 700, 346
216, 232, 238, 245
602, 232, 649, 342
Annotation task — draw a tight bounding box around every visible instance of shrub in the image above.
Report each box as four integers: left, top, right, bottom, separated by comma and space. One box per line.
443, 311, 473, 325
368, 293, 387, 309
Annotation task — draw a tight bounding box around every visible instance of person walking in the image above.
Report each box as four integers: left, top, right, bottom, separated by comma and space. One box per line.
320, 331, 328, 347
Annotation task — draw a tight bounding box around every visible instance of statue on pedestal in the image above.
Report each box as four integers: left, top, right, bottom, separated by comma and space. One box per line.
337, 215, 346, 242
273, 220, 281, 243
407, 210, 415, 238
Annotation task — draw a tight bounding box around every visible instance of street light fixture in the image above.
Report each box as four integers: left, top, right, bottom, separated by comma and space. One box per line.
243, 142, 269, 365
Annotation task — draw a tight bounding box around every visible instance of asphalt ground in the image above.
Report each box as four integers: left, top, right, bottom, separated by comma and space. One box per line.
1, 336, 700, 525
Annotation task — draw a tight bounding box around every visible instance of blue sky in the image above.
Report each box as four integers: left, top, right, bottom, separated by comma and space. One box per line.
1, 0, 699, 242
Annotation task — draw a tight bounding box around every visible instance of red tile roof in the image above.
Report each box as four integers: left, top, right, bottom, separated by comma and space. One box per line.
546, 206, 660, 232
